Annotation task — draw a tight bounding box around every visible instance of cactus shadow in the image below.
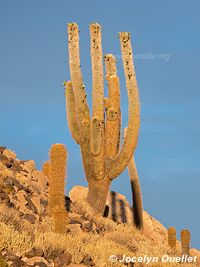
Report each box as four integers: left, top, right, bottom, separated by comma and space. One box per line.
119, 199, 127, 223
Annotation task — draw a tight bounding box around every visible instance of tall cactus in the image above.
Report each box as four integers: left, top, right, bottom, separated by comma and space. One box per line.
49, 144, 69, 232
181, 229, 191, 256
65, 23, 140, 215
167, 226, 177, 252
128, 157, 143, 229
123, 128, 143, 229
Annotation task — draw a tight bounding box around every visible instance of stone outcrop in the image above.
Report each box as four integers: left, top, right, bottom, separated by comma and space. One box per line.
0, 148, 49, 234
69, 185, 167, 243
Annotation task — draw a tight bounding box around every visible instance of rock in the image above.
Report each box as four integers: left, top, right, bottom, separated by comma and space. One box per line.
15, 191, 28, 205
190, 248, 200, 263
4, 177, 25, 192
81, 255, 95, 266
31, 195, 44, 214
0, 146, 6, 154
22, 256, 48, 266
11, 162, 23, 172
46, 250, 61, 261
34, 262, 48, 267
143, 211, 167, 243
54, 252, 72, 267
82, 222, 93, 232
69, 186, 87, 204
22, 214, 36, 224
24, 248, 44, 258
66, 224, 82, 235
69, 186, 167, 243
25, 196, 38, 214
4, 251, 20, 262
10, 258, 25, 266
31, 170, 48, 191
106, 190, 134, 224
0, 154, 12, 168
70, 219, 82, 226
3, 149, 16, 160
67, 265, 87, 267
40, 198, 48, 208
20, 160, 36, 173
0, 189, 10, 204
0, 161, 14, 177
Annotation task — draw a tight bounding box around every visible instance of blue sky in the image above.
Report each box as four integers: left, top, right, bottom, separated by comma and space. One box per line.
0, 0, 199, 249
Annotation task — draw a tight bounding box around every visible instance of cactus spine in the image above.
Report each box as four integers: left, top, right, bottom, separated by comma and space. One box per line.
181, 229, 191, 256
49, 144, 69, 232
66, 23, 140, 215
167, 227, 177, 252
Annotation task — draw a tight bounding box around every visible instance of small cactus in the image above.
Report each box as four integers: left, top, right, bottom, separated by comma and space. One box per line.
167, 226, 177, 252
181, 229, 191, 256
49, 144, 69, 233
42, 161, 50, 178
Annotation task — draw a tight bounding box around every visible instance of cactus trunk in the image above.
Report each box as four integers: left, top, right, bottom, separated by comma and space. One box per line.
87, 177, 111, 215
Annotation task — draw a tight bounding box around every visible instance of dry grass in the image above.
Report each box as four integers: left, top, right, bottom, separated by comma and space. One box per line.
0, 198, 199, 267
0, 221, 198, 267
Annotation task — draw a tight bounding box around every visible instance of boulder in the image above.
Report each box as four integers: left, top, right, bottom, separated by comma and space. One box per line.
20, 160, 36, 173
24, 248, 44, 258
190, 248, 200, 263
3, 149, 16, 160
22, 256, 49, 266
69, 186, 167, 243
0, 146, 6, 154
54, 252, 72, 267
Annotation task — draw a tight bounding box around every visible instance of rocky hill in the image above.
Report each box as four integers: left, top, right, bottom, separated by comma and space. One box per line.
0, 147, 199, 267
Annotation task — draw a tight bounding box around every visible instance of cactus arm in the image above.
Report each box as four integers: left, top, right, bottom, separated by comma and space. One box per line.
104, 54, 121, 159
106, 32, 140, 180
128, 156, 143, 230
89, 23, 105, 181
65, 81, 80, 144
104, 54, 117, 77
68, 23, 91, 180
90, 23, 104, 157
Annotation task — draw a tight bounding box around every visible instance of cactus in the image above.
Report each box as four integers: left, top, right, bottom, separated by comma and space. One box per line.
128, 157, 143, 229
42, 161, 50, 177
167, 226, 177, 252
66, 23, 140, 215
49, 144, 69, 232
123, 128, 143, 229
181, 229, 191, 256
